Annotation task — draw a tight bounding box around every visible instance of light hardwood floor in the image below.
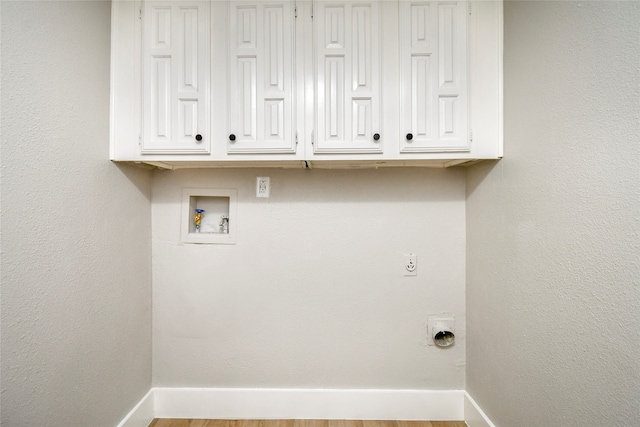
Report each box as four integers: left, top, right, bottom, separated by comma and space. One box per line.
148, 420, 467, 427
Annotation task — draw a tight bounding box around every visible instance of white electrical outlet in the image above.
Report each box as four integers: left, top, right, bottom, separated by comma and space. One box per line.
404, 254, 417, 276
256, 177, 270, 198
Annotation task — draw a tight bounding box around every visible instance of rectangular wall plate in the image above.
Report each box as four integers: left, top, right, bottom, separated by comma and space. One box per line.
181, 188, 238, 244
256, 177, 270, 198
404, 254, 417, 276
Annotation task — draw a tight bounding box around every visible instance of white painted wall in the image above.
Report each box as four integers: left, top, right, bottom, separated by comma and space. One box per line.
152, 168, 466, 389
466, 1, 640, 426
0, 2, 153, 426
6, 1, 638, 424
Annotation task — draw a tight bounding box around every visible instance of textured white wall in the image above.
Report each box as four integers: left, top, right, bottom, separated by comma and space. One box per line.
0, 2, 153, 426
152, 168, 466, 389
466, 1, 640, 426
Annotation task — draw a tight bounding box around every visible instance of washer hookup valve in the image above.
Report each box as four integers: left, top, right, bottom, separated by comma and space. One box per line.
194, 209, 205, 232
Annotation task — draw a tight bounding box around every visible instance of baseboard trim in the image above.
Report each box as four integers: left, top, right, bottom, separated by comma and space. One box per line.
116, 389, 155, 427
464, 392, 496, 427
151, 388, 464, 421
116, 388, 495, 426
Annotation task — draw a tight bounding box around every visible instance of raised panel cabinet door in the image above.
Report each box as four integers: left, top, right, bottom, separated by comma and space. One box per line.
399, 0, 468, 152
142, 1, 210, 154
228, 0, 296, 154
314, 0, 382, 153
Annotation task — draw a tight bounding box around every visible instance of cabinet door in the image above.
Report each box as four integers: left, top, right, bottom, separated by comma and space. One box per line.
399, 0, 468, 152
227, 1, 296, 154
314, 0, 382, 153
141, 1, 210, 154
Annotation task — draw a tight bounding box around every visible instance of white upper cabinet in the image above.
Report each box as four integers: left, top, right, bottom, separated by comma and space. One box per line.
227, 1, 296, 153
141, 1, 210, 154
399, 0, 468, 152
314, 0, 382, 153
110, 0, 503, 168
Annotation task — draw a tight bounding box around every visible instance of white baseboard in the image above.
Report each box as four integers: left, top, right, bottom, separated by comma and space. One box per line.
464, 392, 496, 427
117, 389, 155, 427
116, 387, 474, 425
151, 388, 464, 420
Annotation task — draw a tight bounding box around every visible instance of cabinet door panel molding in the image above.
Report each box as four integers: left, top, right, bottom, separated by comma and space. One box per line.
228, 1, 297, 154
141, 1, 210, 154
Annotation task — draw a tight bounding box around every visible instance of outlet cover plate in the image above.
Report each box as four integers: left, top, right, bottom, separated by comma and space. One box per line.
257, 177, 270, 198
404, 254, 417, 276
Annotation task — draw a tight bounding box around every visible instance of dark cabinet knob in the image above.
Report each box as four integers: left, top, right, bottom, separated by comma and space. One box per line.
195, 134, 203, 141
406, 133, 413, 141
373, 133, 380, 141
229, 134, 236, 141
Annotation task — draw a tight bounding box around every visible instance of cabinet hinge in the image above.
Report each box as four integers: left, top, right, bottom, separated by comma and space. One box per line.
294, 4, 298, 18
139, 7, 143, 20
295, 132, 299, 145
470, 130, 473, 142
138, 134, 142, 146
311, 4, 314, 18
311, 131, 314, 145
468, 3, 472, 15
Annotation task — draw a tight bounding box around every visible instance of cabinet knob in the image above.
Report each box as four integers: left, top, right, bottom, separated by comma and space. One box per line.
195, 134, 203, 142
229, 134, 236, 141
406, 133, 413, 141
373, 133, 380, 141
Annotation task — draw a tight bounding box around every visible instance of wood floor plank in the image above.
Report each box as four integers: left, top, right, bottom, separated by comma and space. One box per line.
148, 419, 190, 427
190, 420, 228, 427
203, 421, 238, 427
396, 421, 434, 427
264, 420, 296, 427
293, 420, 329, 427
236, 420, 264, 427
328, 420, 364, 427
362, 420, 398, 427
329, 420, 363, 427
